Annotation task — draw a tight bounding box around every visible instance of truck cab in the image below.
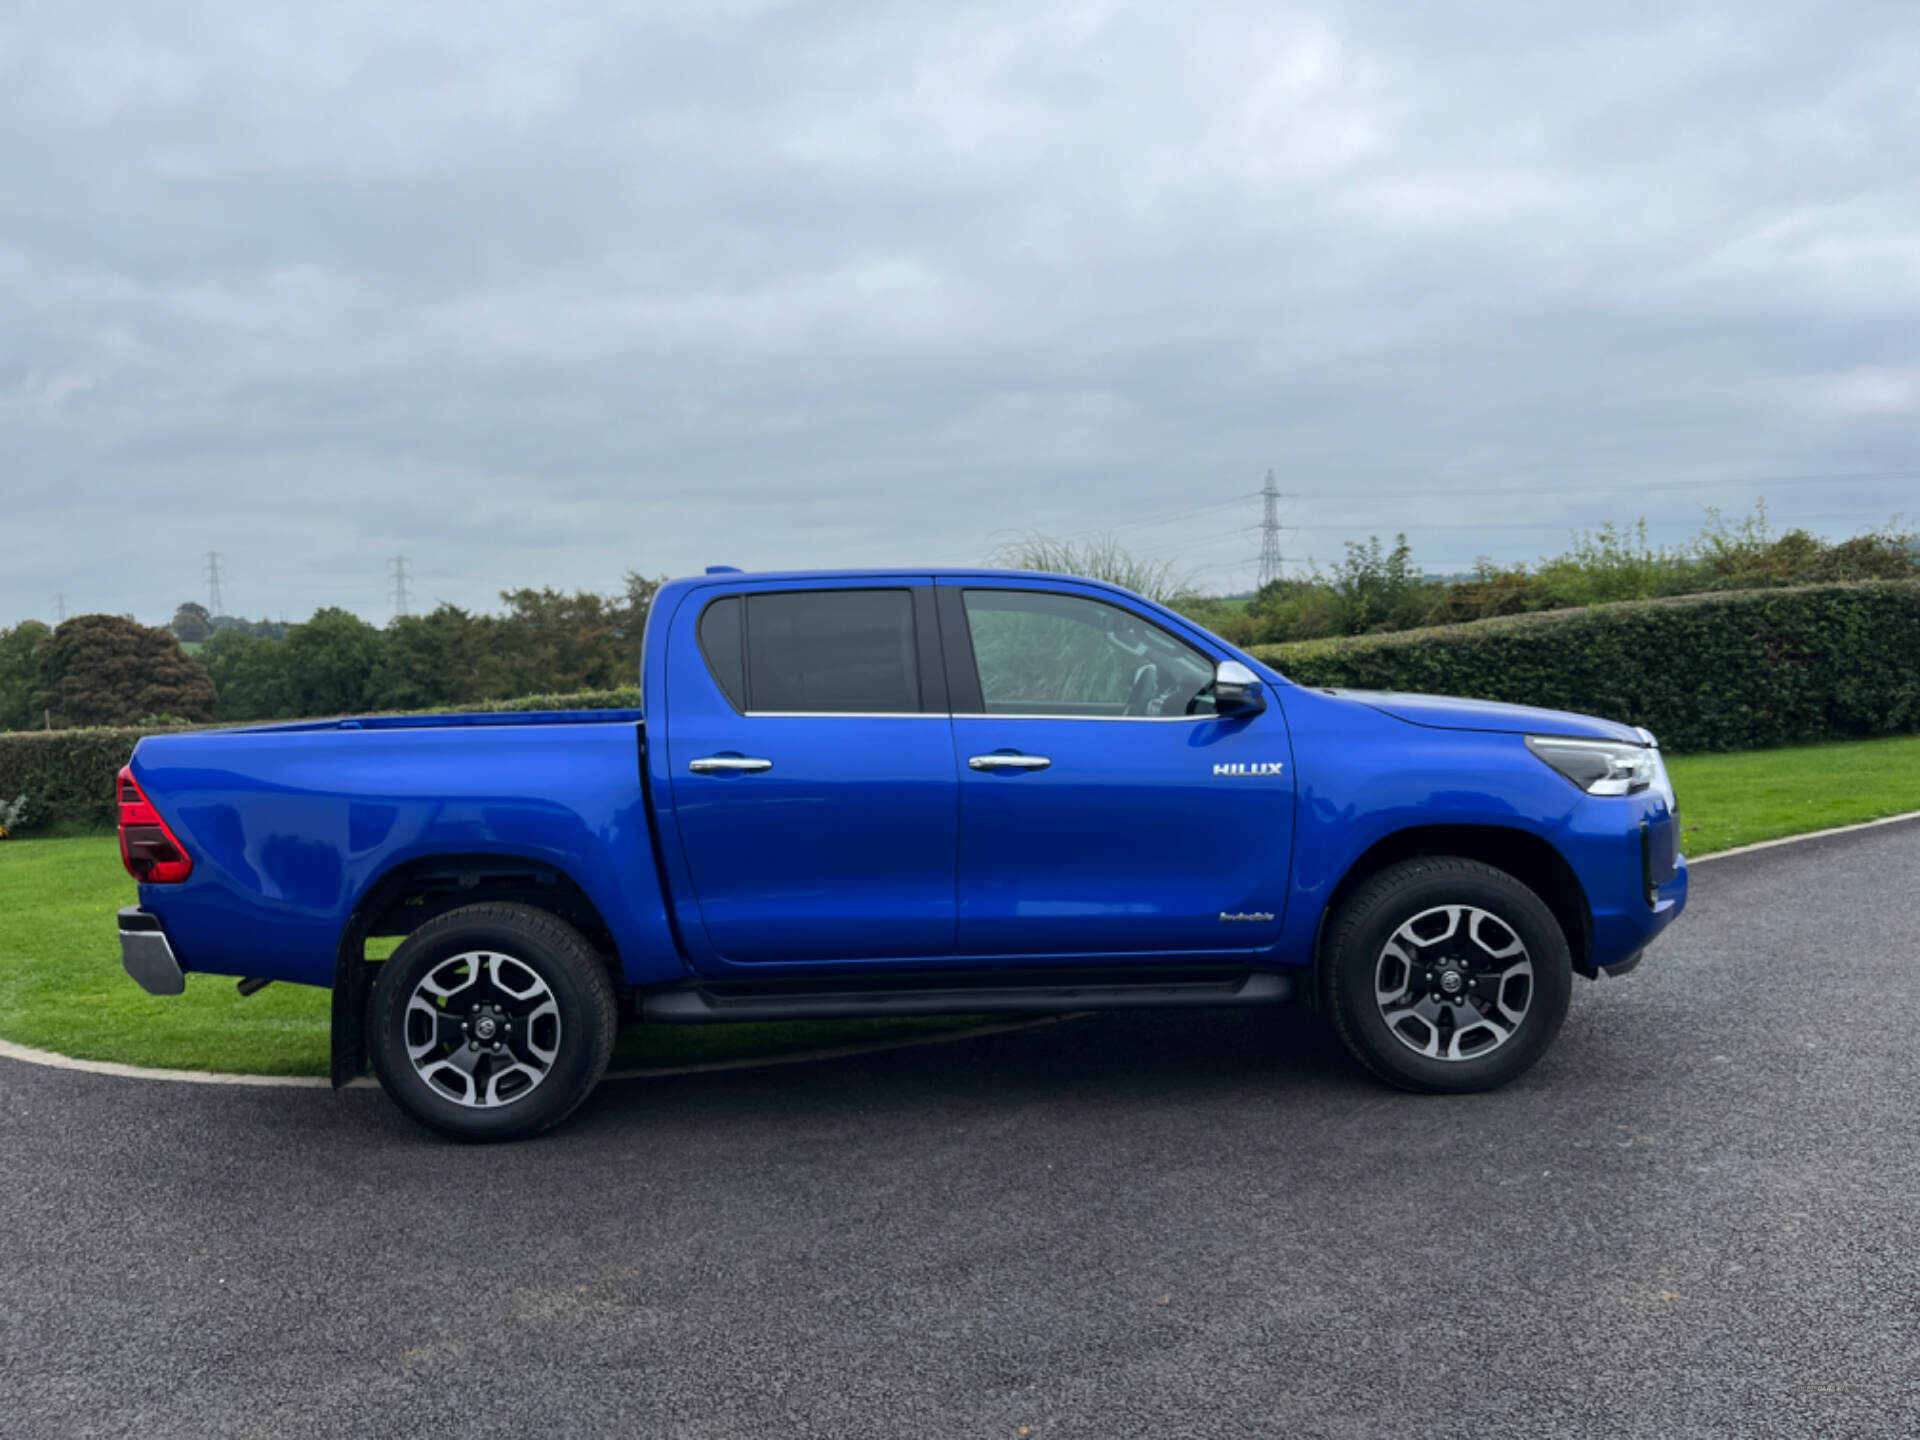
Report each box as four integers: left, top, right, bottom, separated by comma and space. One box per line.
115, 568, 1688, 1139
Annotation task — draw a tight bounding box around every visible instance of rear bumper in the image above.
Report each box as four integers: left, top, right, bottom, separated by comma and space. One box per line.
119, 907, 185, 996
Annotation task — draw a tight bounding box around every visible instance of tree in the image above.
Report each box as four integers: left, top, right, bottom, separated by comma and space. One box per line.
34, 614, 217, 728
1330, 534, 1429, 634
372, 605, 501, 710
610, 572, 663, 674
199, 628, 297, 721
169, 602, 212, 644
0, 620, 51, 730
282, 607, 384, 716
493, 588, 624, 696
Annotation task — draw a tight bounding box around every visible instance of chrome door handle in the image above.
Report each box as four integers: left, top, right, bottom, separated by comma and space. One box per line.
968, 754, 1051, 771
689, 757, 773, 774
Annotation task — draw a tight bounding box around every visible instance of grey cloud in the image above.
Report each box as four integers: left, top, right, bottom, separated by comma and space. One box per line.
2, 0, 1917, 622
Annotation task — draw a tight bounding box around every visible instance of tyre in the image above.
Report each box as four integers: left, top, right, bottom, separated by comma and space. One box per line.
367, 902, 618, 1141
1319, 857, 1572, 1094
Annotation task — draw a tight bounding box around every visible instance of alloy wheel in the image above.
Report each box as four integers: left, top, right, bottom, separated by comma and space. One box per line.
1373, 904, 1534, 1061
403, 951, 562, 1107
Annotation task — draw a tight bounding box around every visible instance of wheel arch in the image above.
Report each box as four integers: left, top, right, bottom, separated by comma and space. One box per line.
1315, 824, 1594, 979
329, 851, 625, 1087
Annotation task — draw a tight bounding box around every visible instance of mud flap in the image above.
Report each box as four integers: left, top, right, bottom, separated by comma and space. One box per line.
330, 952, 372, 1088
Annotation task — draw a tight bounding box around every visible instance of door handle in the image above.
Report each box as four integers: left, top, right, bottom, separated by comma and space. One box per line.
968, 754, 1051, 772
689, 757, 773, 774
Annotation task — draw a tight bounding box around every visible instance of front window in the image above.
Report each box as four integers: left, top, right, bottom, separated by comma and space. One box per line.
961, 589, 1217, 717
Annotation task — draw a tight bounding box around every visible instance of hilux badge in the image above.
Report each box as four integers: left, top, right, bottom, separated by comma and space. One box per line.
1213, 762, 1285, 777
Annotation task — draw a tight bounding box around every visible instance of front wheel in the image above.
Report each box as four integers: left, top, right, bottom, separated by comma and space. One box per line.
1319, 857, 1572, 1093
368, 902, 618, 1141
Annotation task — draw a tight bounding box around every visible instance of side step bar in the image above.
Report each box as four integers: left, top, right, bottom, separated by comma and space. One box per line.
642, 967, 1294, 1024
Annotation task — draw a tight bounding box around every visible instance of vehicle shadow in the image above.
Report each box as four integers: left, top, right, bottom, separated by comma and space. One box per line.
569, 1005, 1370, 1136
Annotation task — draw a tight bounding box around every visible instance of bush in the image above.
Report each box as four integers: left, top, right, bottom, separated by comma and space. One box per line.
0, 792, 44, 837
1253, 580, 1920, 753
0, 691, 646, 831
0, 727, 158, 830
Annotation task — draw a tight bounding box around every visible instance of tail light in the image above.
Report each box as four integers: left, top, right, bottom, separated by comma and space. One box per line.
117, 766, 193, 884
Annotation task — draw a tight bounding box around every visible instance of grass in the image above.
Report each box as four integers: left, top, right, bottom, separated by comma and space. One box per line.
5, 730, 1920, 1077
1664, 732, 1920, 854
0, 836, 977, 1077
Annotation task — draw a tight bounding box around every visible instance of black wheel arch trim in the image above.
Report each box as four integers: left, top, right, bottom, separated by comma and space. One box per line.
1312, 823, 1595, 981
329, 852, 626, 1089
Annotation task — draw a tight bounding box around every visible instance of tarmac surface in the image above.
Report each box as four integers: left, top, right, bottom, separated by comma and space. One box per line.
4, 819, 1919, 1438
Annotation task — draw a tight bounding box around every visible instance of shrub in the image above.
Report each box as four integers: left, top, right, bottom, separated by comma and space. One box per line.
0, 690, 646, 831
0, 727, 157, 830
1253, 580, 1920, 753
0, 792, 44, 838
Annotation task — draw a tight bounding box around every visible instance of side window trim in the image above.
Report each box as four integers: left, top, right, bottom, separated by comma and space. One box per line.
946, 585, 1219, 722
910, 585, 950, 715
935, 585, 984, 715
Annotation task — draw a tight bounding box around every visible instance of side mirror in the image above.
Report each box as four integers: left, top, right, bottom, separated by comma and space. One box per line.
1214, 660, 1266, 717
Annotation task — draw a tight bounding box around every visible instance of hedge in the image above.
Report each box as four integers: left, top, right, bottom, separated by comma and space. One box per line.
0, 688, 645, 833
1253, 580, 1920, 754
10, 583, 1919, 828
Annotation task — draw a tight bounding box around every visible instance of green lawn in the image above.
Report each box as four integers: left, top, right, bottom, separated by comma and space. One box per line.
5, 731, 1919, 1077
1665, 733, 1920, 854
0, 836, 975, 1077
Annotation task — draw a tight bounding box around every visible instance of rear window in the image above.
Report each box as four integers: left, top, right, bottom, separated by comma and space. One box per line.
745, 589, 920, 713
697, 588, 924, 714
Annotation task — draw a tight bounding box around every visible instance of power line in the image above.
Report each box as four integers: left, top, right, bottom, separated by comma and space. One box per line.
1280, 469, 1920, 504
1133, 524, 1260, 559
1284, 510, 1899, 533
389, 556, 412, 618
1257, 470, 1284, 590
204, 552, 224, 616
1056, 491, 1263, 544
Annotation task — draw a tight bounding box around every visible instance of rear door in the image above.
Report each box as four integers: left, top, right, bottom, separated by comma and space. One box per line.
664, 581, 959, 967
942, 580, 1294, 958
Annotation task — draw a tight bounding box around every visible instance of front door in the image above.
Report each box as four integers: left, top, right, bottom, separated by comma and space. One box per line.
943, 581, 1293, 958
665, 583, 958, 965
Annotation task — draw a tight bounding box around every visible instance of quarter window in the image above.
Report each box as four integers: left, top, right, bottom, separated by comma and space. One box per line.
961, 589, 1217, 717
697, 597, 746, 711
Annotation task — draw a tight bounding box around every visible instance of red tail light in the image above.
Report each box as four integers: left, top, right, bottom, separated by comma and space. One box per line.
117, 766, 193, 884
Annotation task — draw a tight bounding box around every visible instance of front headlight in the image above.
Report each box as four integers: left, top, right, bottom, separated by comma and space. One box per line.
1526, 734, 1661, 796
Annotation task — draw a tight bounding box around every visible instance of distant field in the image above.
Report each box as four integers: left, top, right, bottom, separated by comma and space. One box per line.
4, 731, 1919, 1076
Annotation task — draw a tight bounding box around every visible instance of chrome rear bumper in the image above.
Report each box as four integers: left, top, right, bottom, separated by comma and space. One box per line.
119, 907, 185, 996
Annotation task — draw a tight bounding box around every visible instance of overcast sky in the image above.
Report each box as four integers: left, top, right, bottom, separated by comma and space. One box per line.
3, 0, 1917, 625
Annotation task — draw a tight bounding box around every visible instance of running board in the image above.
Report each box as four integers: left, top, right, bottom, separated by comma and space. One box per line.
641, 967, 1294, 1024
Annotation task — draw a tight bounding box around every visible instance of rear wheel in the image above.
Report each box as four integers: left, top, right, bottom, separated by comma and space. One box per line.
367, 902, 618, 1141
1319, 857, 1572, 1093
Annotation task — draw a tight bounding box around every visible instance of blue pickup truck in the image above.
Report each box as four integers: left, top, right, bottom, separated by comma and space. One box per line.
115, 569, 1687, 1139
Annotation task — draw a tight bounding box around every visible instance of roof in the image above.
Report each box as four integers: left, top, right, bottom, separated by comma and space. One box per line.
674, 567, 1126, 588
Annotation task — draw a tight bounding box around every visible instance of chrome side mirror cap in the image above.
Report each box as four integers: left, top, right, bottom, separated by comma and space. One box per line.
1215, 659, 1266, 717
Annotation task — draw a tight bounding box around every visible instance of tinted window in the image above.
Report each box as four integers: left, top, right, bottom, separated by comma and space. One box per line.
746, 590, 921, 714
962, 589, 1216, 717
698, 596, 746, 711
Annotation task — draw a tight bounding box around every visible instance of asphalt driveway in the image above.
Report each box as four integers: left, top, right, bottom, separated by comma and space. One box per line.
4, 821, 1919, 1439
